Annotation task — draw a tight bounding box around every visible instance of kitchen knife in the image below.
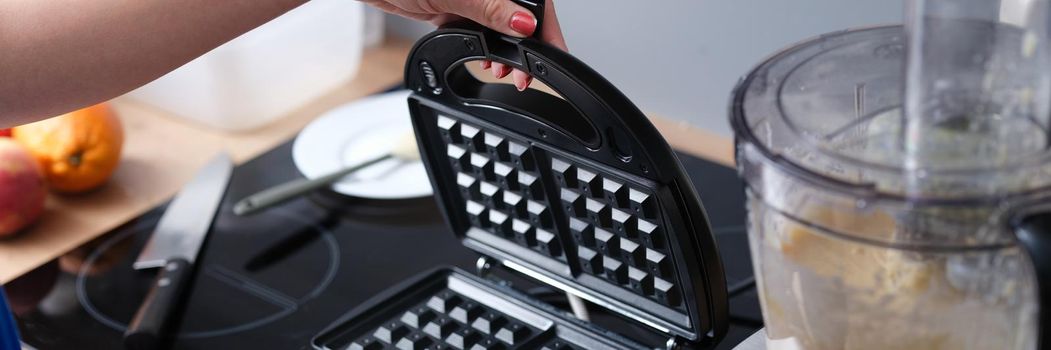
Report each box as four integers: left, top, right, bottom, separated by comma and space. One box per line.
124, 153, 234, 350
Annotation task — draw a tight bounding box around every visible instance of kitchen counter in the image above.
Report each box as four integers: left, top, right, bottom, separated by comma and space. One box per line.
0, 38, 734, 283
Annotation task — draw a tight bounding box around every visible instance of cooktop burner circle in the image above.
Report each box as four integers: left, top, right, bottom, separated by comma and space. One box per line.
75, 207, 340, 339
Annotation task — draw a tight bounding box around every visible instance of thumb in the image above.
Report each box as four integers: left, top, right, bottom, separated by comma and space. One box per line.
443, 0, 537, 38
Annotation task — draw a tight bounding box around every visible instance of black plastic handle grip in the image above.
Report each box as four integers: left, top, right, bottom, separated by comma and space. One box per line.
511, 0, 544, 39
404, 12, 681, 181
124, 258, 193, 350
1013, 211, 1051, 350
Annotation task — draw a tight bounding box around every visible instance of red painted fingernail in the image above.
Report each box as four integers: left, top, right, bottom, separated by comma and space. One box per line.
496, 65, 512, 78
510, 11, 536, 36
516, 76, 532, 91
481, 60, 492, 69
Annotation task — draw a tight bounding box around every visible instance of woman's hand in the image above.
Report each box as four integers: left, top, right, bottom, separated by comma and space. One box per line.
0, 0, 564, 126
361, 0, 567, 91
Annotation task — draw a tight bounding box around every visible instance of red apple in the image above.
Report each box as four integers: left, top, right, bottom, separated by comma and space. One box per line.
0, 139, 46, 237
0, 129, 10, 137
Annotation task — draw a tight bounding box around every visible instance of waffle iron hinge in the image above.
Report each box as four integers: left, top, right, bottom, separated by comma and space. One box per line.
475, 255, 497, 278
473, 255, 592, 322
665, 335, 688, 350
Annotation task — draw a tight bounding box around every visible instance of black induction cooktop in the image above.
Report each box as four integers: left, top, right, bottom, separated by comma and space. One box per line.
8, 121, 760, 349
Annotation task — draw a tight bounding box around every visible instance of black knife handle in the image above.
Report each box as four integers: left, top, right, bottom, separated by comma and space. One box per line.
124, 258, 192, 350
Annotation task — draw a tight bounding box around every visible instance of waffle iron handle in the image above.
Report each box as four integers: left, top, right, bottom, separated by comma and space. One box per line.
511, 0, 545, 40
406, 3, 671, 178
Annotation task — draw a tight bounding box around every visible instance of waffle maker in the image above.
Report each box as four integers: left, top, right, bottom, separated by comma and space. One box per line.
311, 1, 728, 348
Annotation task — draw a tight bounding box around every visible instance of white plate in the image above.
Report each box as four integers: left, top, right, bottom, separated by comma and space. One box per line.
292, 90, 432, 199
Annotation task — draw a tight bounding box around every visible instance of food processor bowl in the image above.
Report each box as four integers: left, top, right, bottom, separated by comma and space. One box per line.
731, 24, 1048, 350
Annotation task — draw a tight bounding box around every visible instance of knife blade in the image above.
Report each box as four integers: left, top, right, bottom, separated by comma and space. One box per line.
124, 153, 233, 350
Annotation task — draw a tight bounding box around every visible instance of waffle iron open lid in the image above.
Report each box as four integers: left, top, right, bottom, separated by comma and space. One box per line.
403, 1, 728, 345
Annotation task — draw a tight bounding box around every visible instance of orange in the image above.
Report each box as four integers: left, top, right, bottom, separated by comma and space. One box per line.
12, 103, 124, 193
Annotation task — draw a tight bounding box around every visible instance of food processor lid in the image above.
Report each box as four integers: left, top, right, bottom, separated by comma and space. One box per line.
732, 25, 1051, 201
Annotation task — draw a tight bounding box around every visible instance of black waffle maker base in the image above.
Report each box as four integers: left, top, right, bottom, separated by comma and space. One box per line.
312, 2, 740, 349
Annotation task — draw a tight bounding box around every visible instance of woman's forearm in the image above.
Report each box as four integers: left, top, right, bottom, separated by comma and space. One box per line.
0, 0, 306, 127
